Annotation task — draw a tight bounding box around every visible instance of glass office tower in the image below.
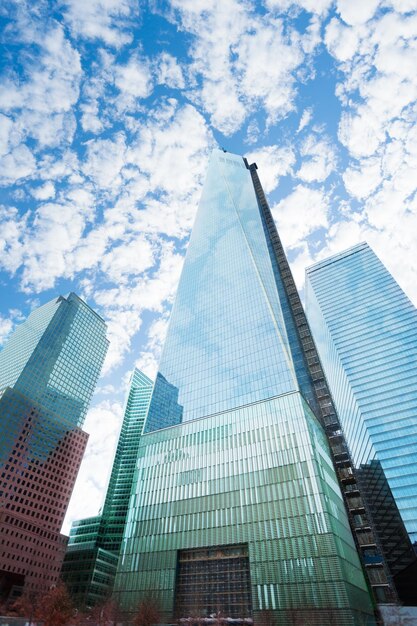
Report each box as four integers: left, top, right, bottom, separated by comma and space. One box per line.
113, 151, 375, 626
0, 293, 108, 601
61, 369, 153, 607
306, 243, 417, 602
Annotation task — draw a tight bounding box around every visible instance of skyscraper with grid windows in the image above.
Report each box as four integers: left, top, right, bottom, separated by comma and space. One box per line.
61, 369, 153, 608
113, 150, 377, 626
0, 293, 108, 602
305, 243, 417, 604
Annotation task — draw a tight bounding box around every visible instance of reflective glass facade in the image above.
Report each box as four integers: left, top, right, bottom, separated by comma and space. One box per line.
144, 152, 302, 432
117, 394, 373, 625
0, 293, 108, 600
101, 370, 153, 553
62, 369, 153, 607
0, 293, 108, 429
306, 243, 417, 589
114, 151, 374, 626
61, 516, 119, 608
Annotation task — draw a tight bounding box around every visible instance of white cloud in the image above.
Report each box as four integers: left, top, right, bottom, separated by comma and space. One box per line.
101, 310, 144, 374
36, 149, 80, 182
324, 17, 361, 62
83, 132, 128, 192
297, 108, 313, 133
246, 145, 295, 193
337, 0, 380, 26
0, 26, 81, 113
0, 206, 27, 275
23, 111, 77, 149
365, 176, 417, 234
310, 220, 368, 279
124, 102, 213, 232
80, 99, 104, 134
301, 14, 323, 54
61, 0, 139, 47
343, 157, 381, 199
328, 10, 417, 159
170, 0, 248, 134
265, 0, 333, 15
100, 236, 156, 284
30, 181, 56, 200
199, 79, 246, 135
95, 383, 117, 396
78, 53, 115, 134
272, 185, 329, 250
0, 113, 21, 157
289, 242, 316, 290
387, 0, 417, 10
245, 119, 261, 144
114, 54, 153, 101
0, 315, 13, 346
0, 145, 37, 185
235, 22, 304, 126
296, 133, 337, 182
96, 241, 185, 373
0, 25, 81, 156
68, 225, 111, 275
19, 200, 93, 291
63, 399, 123, 533
324, 4, 417, 308
135, 314, 170, 380
156, 52, 185, 89
167, 0, 314, 134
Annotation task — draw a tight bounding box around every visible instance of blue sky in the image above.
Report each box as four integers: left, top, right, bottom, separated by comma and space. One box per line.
1, 0, 416, 532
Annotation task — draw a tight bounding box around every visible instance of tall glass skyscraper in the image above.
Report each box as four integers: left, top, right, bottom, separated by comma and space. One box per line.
61, 369, 153, 608
306, 243, 417, 601
113, 151, 376, 626
0, 293, 108, 601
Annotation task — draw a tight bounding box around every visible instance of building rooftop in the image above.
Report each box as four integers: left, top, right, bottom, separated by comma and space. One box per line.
306, 241, 369, 275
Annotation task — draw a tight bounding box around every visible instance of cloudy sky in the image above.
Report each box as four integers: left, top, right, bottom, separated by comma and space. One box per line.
0, 0, 416, 533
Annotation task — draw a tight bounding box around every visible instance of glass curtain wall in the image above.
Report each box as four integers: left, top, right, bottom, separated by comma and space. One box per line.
114, 151, 375, 626
306, 243, 417, 598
